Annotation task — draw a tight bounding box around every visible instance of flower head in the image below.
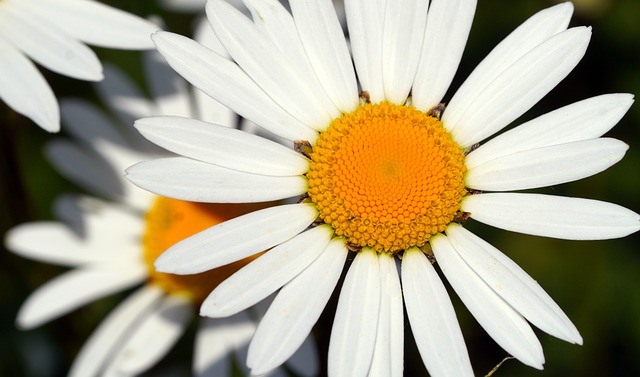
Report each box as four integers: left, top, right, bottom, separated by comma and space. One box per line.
126, 0, 640, 376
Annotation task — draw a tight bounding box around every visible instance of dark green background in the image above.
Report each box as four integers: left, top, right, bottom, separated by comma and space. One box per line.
1, 0, 639, 376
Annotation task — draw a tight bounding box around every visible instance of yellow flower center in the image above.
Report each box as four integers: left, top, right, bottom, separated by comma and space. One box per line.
143, 197, 265, 303
307, 102, 467, 253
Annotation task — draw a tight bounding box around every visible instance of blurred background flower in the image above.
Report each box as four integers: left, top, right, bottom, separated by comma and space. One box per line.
1, 0, 639, 376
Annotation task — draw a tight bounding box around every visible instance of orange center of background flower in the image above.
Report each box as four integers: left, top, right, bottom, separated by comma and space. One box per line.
143, 198, 265, 303
307, 102, 467, 253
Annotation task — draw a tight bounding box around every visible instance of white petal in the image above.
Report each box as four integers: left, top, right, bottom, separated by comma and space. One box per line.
194, 314, 256, 377
444, 2, 574, 128
448, 26, 592, 147
25, 0, 159, 49
242, 0, 341, 119
369, 253, 404, 377
45, 140, 141, 207
154, 203, 317, 274
201, 225, 334, 317
401, 247, 473, 377
0, 3, 102, 80
135, 116, 309, 176
465, 138, 628, 191
126, 157, 308, 203
59, 98, 128, 147
328, 248, 381, 377
462, 193, 640, 240
381, 0, 429, 104
431, 234, 544, 369
412, 0, 477, 111
247, 238, 347, 376
5, 222, 112, 266
68, 286, 164, 377
16, 263, 147, 329
289, 0, 359, 112
0, 37, 59, 131
445, 224, 582, 344
95, 63, 156, 135
151, 31, 317, 142
465, 93, 635, 169
345, 0, 386, 102
112, 295, 193, 375
206, 0, 333, 130
143, 51, 192, 118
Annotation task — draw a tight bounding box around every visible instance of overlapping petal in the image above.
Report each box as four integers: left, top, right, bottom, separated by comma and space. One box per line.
445, 224, 582, 344
402, 248, 473, 377
432, 234, 544, 368
201, 225, 333, 318
247, 238, 347, 376
151, 31, 317, 142
135, 116, 309, 176
329, 248, 381, 377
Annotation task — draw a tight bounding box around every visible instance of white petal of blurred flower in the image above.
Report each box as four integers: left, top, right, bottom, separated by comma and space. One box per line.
0, 0, 160, 132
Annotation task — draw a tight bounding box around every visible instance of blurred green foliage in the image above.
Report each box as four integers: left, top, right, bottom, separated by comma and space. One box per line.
1, 0, 639, 376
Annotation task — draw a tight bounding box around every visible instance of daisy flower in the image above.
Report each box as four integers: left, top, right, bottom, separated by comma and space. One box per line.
126, 0, 640, 376
5, 37, 318, 377
0, 0, 159, 132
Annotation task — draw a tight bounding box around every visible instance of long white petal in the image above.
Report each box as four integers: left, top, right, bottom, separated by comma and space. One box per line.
23, 0, 158, 49
328, 248, 381, 377
0, 3, 102, 80
112, 295, 193, 375
465, 93, 635, 168
369, 253, 403, 377
17, 264, 147, 329
151, 31, 317, 142
380, 0, 429, 105
444, 2, 574, 128
449, 26, 592, 147
68, 286, 164, 377
247, 238, 347, 376
289, 0, 359, 113
0, 37, 59, 131
194, 314, 256, 377
432, 235, 544, 369
381, 0, 429, 104
45, 140, 129, 204
126, 157, 307, 203
242, 0, 341, 119
446, 224, 582, 344
402, 247, 473, 377
465, 138, 628, 191
207, 0, 333, 130
462, 193, 640, 240
135, 116, 309, 176
95, 63, 156, 138
345, 0, 386, 103
143, 50, 192, 118
412, 0, 476, 111
5, 222, 115, 266
155, 203, 316, 275
201, 225, 334, 317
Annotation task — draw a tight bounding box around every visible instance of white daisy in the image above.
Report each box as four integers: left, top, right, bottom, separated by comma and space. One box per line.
126, 0, 640, 376
5, 34, 318, 377
0, 0, 159, 132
